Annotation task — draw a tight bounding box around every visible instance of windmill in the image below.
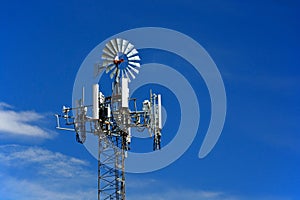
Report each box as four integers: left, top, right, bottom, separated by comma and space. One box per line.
101, 38, 141, 82
55, 38, 162, 200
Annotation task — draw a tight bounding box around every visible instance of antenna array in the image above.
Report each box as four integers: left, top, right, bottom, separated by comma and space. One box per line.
55, 38, 162, 200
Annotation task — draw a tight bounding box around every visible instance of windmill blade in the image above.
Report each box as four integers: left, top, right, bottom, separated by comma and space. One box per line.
106, 41, 117, 54
124, 43, 134, 54
102, 54, 114, 61
109, 40, 118, 54
117, 38, 123, 52
128, 55, 141, 61
103, 46, 115, 58
121, 39, 129, 53
110, 67, 118, 79
116, 68, 120, 78
126, 48, 138, 58
126, 67, 136, 79
129, 61, 141, 68
106, 65, 115, 73
94, 63, 105, 77
127, 64, 139, 74
94, 63, 100, 76
111, 39, 119, 53
102, 63, 115, 69
123, 69, 131, 82
102, 60, 113, 67
102, 38, 142, 81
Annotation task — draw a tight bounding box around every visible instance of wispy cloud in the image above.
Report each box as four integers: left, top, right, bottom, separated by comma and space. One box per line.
127, 185, 238, 200
126, 176, 292, 200
127, 187, 291, 200
0, 174, 95, 200
0, 102, 54, 139
0, 145, 91, 178
0, 145, 292, 200
0, 145, 95, 200
0, 102, 14, 109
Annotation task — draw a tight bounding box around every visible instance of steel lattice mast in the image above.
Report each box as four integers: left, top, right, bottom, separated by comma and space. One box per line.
55, 38, 162, 200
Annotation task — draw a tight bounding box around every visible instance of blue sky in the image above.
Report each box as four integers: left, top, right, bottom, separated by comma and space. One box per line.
1, 0, 299, 199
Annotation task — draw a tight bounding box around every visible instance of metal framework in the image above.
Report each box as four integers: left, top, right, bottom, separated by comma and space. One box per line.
55, 38, 162, 200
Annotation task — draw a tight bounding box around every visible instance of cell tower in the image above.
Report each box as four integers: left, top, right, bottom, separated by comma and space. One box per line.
55, 38, 162, 200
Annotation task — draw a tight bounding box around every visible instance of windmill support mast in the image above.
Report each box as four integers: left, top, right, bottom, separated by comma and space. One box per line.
55, 38, 162, 200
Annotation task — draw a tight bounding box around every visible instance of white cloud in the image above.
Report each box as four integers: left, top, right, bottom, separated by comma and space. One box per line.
0, 102, 53, 138
126, 176, 227, 200
0, 102, 14, 109
0, 173, 96, 200
0, 145, 292, 200
0, 145, 96, 200
126, 176, 291, 200
0, 145, 91, 178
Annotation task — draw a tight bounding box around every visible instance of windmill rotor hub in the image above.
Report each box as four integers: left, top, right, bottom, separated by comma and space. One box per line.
113, 58, 124, 65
